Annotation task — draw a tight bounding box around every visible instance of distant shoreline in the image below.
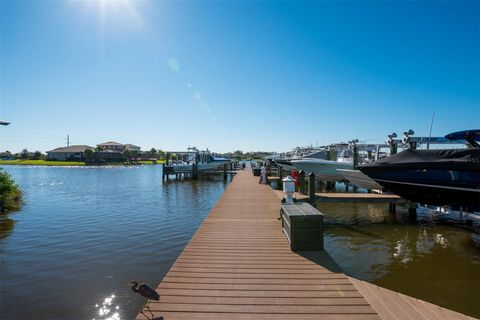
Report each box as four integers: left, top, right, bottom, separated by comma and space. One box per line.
0, 160, 165, 167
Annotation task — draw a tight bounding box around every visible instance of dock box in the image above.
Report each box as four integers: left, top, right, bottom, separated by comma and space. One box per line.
252, 168, 261, 176
281, 203, 324, 251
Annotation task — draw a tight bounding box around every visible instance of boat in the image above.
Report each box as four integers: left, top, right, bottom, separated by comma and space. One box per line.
274, 150, 327, 173
291, 149, 353, 181
336, 169, 383, 190
168, 149, 231, 173
274, 158, 297, 172
358, 130, 480, 211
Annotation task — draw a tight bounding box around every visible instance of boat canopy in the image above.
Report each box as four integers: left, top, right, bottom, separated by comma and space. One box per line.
359, 149, 480, 169
445, 129, 480, 148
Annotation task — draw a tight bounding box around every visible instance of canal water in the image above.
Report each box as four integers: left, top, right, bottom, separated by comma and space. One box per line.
0, 165, 231, 320
1, 166, 479, 319
320, 203, 480, 318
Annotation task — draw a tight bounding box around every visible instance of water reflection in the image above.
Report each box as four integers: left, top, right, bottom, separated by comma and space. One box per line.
0, 216, 15, 239
325, 223, 480, 317
0, 166, 230, 320
93, 294, 121, 320
317, 202, 411, 225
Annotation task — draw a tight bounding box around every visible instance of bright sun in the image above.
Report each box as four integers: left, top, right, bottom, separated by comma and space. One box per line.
85, 0, 143, 30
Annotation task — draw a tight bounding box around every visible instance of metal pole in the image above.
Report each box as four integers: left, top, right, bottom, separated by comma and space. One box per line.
427, 112, 435, 150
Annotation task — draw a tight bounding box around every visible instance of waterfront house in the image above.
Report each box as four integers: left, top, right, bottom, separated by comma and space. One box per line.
46, 145, 94, 161
96, 141, 126, 152
124, 144, 141, 152
95, 149, 125, 162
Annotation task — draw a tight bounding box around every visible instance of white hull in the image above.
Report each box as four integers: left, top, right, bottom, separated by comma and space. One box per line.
291, 159, 353, 181
337, 169, 383, 190
172, 161, 227, 173
274, 160, 297, 172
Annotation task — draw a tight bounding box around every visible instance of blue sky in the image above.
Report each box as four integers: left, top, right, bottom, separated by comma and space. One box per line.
1, 0, 478, 153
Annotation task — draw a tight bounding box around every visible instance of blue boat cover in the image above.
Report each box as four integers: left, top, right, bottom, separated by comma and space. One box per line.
445, 129, 480, 142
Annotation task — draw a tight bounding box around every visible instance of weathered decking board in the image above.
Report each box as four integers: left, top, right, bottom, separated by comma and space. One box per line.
138, 170, 379, 319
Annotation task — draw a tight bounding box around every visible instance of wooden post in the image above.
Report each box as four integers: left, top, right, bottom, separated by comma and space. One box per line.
389, 203, 396, 213
308, 172, 315, 204
223, 163, 228, 180
277, 167, 284, 190
328, 181, 336, 191
408, 202, 417, 222
353, 145, 359, 169
298, 170, 306, 194
192, 161, 198, 180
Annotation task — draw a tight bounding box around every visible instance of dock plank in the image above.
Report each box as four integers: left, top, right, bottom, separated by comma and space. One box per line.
349, 277, 476, 320
138, 170, 472, 320
138, 170, 379, 319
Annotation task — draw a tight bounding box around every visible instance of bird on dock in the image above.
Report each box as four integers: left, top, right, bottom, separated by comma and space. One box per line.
129, 281, 162, 320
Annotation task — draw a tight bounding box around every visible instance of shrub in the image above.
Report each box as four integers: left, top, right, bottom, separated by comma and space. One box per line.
0, 168, 22, 213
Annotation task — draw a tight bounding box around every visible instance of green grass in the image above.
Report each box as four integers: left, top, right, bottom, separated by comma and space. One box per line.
0, 159, 165, 166
0, 159, 167, 166
0, 159, 86, 166
136, 160, 166, 164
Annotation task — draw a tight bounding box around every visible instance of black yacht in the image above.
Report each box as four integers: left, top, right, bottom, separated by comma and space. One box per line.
358, 130, 480, 211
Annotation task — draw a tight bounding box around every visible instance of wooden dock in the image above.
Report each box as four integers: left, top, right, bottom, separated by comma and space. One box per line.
272, 190, 402, 204
139, 170, 473, 320
350, 278, 476, 320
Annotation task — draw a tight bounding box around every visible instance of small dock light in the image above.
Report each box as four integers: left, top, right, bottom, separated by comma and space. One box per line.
282, 175, 296, 204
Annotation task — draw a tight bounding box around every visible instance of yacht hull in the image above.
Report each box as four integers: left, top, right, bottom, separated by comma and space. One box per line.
172, 162, 228, 173
274, 159, 297, 172
359, 149, 480, 210
291, 159, 353, 181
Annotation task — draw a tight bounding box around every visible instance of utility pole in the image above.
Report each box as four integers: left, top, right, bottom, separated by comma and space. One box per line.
67, 135, 70, 147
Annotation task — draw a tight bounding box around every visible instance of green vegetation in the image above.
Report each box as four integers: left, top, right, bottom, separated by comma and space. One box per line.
0, 168, 22, 213
0, 159, 86, 166
0, 159, 166, 166
223, 150, 273, 160
137, 160, 166, 165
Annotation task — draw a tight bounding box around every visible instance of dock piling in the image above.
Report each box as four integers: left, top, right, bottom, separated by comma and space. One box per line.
298, 170, 306, 194
308, 172, 316, 204
353, 144, 359, 169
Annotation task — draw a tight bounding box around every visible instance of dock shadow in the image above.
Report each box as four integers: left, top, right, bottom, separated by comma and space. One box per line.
294, 250, 344, 273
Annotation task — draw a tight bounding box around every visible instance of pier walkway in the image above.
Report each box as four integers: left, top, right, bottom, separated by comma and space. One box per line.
139, 170, 474, 320
140, 170, 378, 319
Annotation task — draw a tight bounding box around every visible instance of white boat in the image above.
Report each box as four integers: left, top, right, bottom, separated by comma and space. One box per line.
291, 149, 353, 181
172, 162, 227, 173
168, 149, 230, 173
336, 169, 383, 190
274, 159, 297, 172
274, 150, 327, 173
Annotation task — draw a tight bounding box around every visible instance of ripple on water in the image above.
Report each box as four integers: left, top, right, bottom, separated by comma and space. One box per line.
0, 166, 230, 320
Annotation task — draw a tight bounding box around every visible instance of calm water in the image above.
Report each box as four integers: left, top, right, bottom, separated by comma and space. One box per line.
1, 166, 479, 319
319, 202, 480, 318
0, 165, 231, 320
